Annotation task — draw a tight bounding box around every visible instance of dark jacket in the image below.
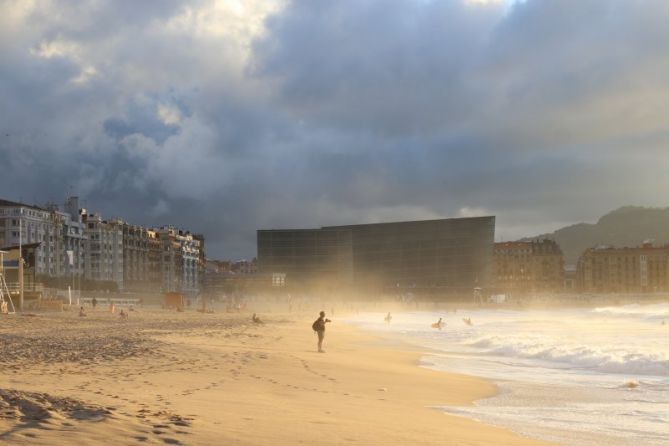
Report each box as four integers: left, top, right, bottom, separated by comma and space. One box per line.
312, 316, 326, 333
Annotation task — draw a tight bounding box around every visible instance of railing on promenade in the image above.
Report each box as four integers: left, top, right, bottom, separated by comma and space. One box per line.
4, 282, 44, 293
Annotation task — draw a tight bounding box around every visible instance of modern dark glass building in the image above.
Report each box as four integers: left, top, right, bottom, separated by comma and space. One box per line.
257, 216, 495, 292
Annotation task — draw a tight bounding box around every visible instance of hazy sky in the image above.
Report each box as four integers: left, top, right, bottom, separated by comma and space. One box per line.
2, 0, 669, 259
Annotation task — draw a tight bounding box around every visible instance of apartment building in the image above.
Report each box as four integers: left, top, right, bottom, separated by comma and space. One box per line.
494, 239, 564, 294
123, 223, 151, 291
156, 226, 201, 294
0, 199, 61, 277
156, 226, 182, 292
577, 242, 669, 293
82, 211, 124, 289
51, 196, 86, 279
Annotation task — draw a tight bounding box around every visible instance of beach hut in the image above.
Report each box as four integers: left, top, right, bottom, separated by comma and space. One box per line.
164, 292, 184, 310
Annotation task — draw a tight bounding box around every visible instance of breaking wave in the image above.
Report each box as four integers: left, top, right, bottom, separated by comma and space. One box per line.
590, 303, 669, 322
468, 335, 669, 377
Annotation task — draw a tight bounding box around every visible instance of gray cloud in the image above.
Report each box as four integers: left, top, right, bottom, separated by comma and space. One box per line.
2, 0, 669, 259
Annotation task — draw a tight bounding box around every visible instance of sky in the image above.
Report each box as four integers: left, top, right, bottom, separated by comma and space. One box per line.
2, 0, 669, 259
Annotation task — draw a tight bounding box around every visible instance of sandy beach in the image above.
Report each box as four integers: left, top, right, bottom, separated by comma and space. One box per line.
0, 308, 550, 445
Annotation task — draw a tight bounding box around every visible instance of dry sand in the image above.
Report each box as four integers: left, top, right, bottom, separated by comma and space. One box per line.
0, 308, 552, 445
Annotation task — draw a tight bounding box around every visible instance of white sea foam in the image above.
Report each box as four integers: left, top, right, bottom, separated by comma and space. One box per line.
466, 334, 669, 377
591, 303, 669, 322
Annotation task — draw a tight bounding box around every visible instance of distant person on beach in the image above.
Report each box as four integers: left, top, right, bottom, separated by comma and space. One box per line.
431, 317, 444, 330
79, 306, 86, 317
119, 309, 128, 320
91, 297, 97, 309
252, 313, 263, 324
384, 312, 392, 324
312, 311, 331, 353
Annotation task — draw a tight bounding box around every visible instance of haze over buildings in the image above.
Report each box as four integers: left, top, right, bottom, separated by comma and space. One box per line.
3, 1, 669, 259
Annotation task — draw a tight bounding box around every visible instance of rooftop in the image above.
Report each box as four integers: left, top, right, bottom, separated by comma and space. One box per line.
0, 198, 46, 211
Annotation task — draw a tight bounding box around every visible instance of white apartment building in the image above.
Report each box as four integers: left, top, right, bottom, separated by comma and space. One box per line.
177, 230, 200, 294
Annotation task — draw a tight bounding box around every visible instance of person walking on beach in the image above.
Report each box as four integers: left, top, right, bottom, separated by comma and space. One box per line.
312, 311, 331, 353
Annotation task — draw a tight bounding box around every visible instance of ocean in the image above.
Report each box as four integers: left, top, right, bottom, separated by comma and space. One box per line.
347, 304, 669, 445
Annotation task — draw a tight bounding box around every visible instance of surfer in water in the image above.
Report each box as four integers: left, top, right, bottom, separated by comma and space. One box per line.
384, 312, 392, 324
431, 317, 444, 330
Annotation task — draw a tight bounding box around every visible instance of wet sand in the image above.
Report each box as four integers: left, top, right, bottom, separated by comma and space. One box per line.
0, 308, 551, 445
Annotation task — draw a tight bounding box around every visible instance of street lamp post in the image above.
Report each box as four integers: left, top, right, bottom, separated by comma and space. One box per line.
18, 207, 23, 312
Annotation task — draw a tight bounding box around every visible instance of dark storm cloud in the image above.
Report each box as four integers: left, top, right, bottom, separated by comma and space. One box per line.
252, 0, 500, 134
2, 0, 669, 258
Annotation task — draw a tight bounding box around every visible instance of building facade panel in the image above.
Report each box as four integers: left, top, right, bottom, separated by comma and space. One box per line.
257, 229, 353, 287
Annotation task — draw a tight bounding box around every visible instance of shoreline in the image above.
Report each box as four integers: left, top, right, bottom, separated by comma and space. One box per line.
0, 309, 553, 445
